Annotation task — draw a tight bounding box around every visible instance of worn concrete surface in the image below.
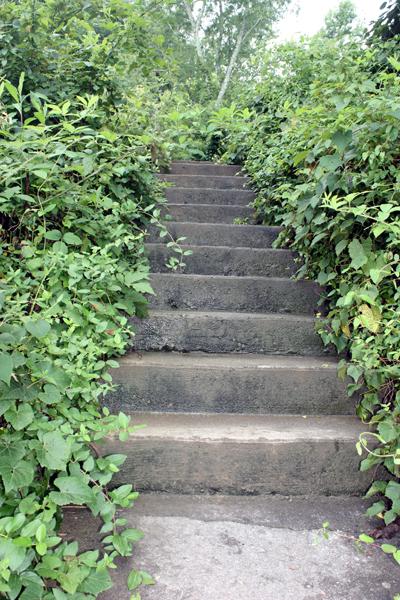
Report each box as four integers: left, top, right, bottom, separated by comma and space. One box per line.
167, 160, 244, 176
147, 244, 298, 277
163, 203, 256, 224
146, 222, 282, 248
130, 309, 334, 355
107, 351, 355, 414
148, 273, 322, 314
157, 173, 252, 190
61, 495, 400, 600
97, 412, 385, 495
163, 187, 255, 205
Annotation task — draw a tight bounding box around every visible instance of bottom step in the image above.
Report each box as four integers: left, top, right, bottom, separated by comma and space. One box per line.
101, 413, 385, 496
63, 495, 398, 600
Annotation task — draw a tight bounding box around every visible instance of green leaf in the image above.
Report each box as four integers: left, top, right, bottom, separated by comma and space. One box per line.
319, 153, 341, 171
0, 457, 34, 493
44, 230, 62, 241
53, 241, 68, 254
139, 571, 155, 585
293, 150, 308, 166
121, 529, 144, 542
38, 384, 62, 405
50, 476, 96, 505
335, 239, 348, 256
19, 583, 46, 599
0, 536, 26, 571
25, 319, 51, 339
36, 524, 46, 543
365, 501, 385, 516
63, 232, 82, 245
127, 570, 142, 590
348, 239, 367, 269
4, 81, 19, 102
4, 404, 34, 430
385, 481, 400, 501
332, 129, 352, 153
30, 431, 70, 470
77, 567, 113, 595
0, 353, 13, 386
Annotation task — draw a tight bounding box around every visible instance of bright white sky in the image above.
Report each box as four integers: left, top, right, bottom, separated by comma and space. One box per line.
276, 0, 384, 41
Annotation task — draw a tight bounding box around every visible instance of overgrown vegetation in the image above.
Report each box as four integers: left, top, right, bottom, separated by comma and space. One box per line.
0, 0, 171, 597
219, 9, 400, 543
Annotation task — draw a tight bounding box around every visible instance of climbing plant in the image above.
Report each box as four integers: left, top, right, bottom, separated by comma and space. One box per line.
221, 33, 400, 537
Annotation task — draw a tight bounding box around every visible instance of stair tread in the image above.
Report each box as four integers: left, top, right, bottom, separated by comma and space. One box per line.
106, 411, 367, 441
118, 350, 340, 370
144, 308, 319, 322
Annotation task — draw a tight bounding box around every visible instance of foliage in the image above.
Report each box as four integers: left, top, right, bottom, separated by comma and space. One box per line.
0, 0, 171, 595
318, 0, 362, 39
221, 32, 400, 524
157, 0, 293, 106
0, 71, 164, 598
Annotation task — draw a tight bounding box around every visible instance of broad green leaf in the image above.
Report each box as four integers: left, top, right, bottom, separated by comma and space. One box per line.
139, 571, 155, 585
332, 129, 352, 153
127, 570, 142, 590
44, 230, 62, 241
319, 153, 341, 171
384, 481, 400, 501
30, 431, 70, 470
4, 404, 34, 430
0, 457, 34, 493
348, 239, 367, 269
25, 319, 51, 339
33, 362, 70, 392
77, 567, 113, 595
0, 536, 26, 571
63, 232, 82, 245
19, 583, 46, 599
50, 476, 96, 505
0, 353, 13, 385
53, 241, 68, 254
38, 384, 61, 405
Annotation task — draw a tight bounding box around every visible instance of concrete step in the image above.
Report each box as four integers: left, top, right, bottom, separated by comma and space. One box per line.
164, 187, 255, 205
166, 160, 243, 176
107, 352, 355, 415
131, 310, 334, 356
147, 223, 282, 249
147, 244, 298, 278
99, 412, 381, 495
148, 273, 322, 315
157, 174, 252, 190
63, 495, 397, 600
163, 203, 255, 224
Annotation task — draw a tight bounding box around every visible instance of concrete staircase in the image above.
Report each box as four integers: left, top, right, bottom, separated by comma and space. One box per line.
106, 160, 376, 496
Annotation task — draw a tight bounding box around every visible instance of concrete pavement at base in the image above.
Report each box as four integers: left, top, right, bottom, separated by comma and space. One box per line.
61, 494, 400, 600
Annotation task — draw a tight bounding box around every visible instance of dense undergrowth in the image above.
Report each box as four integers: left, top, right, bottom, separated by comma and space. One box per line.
0, 0, 170, 597
220, 33, 400, 530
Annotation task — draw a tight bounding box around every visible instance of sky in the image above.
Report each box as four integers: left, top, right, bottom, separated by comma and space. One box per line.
276, 0, 385, 41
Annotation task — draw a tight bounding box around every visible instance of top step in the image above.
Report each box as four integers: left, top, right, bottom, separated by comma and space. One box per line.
165, 161, 244, 177
156, 174, 252, 190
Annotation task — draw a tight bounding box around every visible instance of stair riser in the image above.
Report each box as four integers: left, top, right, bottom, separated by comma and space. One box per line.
166, 162, 243, 176
103, 435, 380, 496
131, 313, 334, 356
147, 245, 298, 278
148, 274, 322, 315
107, 362, 357, 415
164, 188, 255, 205
162, 204, 256, 224
157, 174, 252, 190
147, 223, 282, 249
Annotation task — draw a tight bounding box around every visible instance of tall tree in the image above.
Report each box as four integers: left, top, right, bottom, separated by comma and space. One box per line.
161, 0, 293, 107
319, 0, 362, 39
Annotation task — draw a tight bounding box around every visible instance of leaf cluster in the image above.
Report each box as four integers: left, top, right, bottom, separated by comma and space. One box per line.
222, 33, 400, 524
